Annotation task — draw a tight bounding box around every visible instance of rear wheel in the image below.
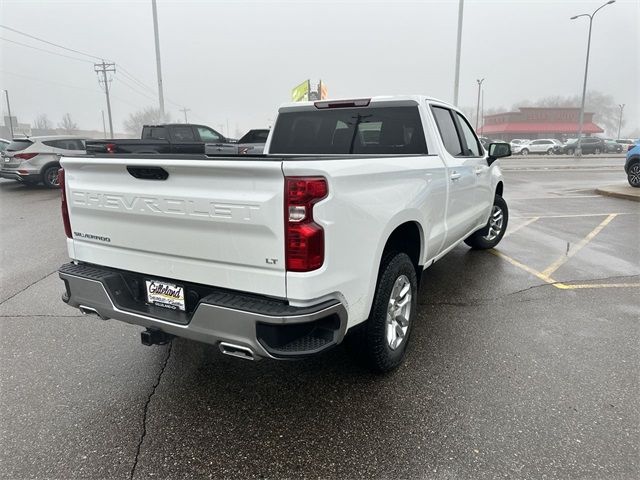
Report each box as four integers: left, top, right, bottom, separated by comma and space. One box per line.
628, 163, 640, 188
546, 148, 554, 155
521, 148, 529, 156
347, 252, 418, 373
567, 148, 575, 155
595, 148, 601, 155
42, 165, 60, 189
464, 195, 509, 250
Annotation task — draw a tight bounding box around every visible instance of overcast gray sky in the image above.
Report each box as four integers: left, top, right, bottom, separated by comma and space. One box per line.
1, 0, 638, 137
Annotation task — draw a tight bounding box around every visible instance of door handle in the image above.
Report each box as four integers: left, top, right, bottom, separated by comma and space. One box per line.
474, 166, 486, 175
450, 171, 461, 180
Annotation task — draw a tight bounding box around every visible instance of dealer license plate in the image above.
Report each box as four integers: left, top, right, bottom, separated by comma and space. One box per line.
145, 279, 185, 311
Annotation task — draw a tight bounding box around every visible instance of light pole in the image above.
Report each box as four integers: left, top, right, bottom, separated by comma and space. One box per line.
617, 103, 625, 139
571, 0, 616, 156
151, 0, 165, 116
475, 78, 484, 132
3, 90, 14, 138
452, 0, 465, 106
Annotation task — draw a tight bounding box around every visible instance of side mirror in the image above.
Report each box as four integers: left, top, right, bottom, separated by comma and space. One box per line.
487, 142, 511, 165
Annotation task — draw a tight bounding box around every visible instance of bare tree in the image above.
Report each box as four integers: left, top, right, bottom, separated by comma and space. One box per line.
58, 113, 78, 133
123, 107, 171, 136
34, 114, 53, 130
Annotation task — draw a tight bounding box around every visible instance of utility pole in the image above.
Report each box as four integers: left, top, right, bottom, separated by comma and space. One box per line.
101, 110, 107, 138
179, 107, 190, 123
94, 61, 115, 137
617, 104, 625, 139
452, 0, 465, 106
3, 90, 14, 138
475, 78, 484, 132
152, 0, 165, 115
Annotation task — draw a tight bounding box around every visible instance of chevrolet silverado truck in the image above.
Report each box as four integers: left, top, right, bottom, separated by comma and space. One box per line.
86, 123, 235, 155
58, 96, 510, 372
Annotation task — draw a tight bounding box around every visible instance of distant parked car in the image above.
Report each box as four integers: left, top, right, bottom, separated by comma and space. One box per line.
562, 137, 605, 155
616, 139, 636, 149
0, 136, 85, 188
509, 139, 529, 155
604, 139, 623, 154
519, 139, 561, 156
625, 142, 640, 187
235, 128, 270, 155
0, 138, 9, 153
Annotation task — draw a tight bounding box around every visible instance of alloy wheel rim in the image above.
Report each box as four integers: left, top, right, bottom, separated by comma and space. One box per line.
483, 205, 504, 241
630, 165, 640, 186
386, 275, 412, 350
47, 168, 59, 186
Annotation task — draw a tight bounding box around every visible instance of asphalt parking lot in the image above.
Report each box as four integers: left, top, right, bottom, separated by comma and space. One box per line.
1, 156, 638, 479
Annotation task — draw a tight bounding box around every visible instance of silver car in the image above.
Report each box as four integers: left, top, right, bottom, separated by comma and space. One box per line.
0, 136, 85, 188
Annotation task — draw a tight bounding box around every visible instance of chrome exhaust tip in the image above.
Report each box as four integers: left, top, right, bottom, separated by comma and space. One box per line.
79, 305, 100, 317
219, 342, 255, 361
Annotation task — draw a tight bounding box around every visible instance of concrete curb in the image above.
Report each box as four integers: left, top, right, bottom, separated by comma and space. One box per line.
595, 184, 640, 202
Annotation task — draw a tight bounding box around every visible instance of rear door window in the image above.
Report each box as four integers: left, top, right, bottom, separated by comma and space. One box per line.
6, 139, 33, 152
142, 127, 168, 140
171, 126, 196, 142
269, 106, 428, 155
431, 106, 463, 156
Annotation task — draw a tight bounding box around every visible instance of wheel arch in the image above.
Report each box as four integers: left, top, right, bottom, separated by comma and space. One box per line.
381, 221, 424, 272
495, 181, 504, 197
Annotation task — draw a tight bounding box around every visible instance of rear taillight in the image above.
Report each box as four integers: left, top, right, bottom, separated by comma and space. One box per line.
14, 152, 37, 160
59, 168, 72, 238
105, 143, 116, 154
285, 177, 328, 272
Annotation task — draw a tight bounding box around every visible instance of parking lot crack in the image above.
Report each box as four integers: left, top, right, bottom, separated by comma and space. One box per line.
129, 341, 173, 480
0, 270, 57, 306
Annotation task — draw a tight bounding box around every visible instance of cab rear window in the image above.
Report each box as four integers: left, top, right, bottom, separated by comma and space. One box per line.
269, 106, 427, 155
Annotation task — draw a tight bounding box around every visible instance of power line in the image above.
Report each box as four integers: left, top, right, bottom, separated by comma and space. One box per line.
0, 24, 107, 61
113, 76, 158, 103
0, 37, 94, 64
0, 69, 102, 94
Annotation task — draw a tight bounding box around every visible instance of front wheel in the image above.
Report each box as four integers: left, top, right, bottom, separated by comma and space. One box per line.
464, 195, 509, 250
520, 148, 529, 156
547, 148, 554, 155
628, 163, 640, 188
346, 252, 418, 373
42, 165, 61, 189
594, 148, 601, 155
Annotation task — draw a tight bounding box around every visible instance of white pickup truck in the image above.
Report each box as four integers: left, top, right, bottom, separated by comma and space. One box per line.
58, 95, 510, 372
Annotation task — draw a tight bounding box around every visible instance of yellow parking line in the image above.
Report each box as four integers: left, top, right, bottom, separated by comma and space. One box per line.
489, 250, 556, 284
556, 283, 640, 290
541, 214, 617, 278
489, 250, 638, 291
504, 216, 539, 238
512, 212, 634, 219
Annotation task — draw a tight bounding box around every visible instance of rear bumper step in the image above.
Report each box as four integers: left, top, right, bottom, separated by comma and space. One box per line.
59, 262, 347, 359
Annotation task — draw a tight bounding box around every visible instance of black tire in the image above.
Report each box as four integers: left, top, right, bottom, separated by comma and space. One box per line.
594, 148, 601, 155
628, 162, 640, 188
42, 165, 61, 189
567, 148, 575, 155
346, 251, 418, 373
464, 195, 509, 250
520, 148, 529, 156
546, 148, 554, 155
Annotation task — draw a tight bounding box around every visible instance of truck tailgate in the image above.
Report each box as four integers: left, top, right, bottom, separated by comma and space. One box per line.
61, 156, 286, 298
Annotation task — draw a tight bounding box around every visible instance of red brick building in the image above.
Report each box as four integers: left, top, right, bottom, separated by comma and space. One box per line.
479, 107, 604, 141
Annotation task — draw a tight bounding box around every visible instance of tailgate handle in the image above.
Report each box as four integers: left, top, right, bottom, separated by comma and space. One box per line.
126, 166, 169, 181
